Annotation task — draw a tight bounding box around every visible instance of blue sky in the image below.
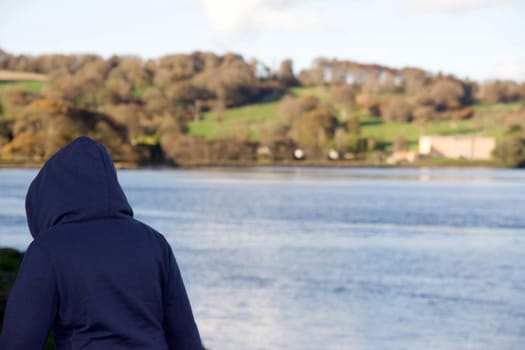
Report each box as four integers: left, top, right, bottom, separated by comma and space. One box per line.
1, 0, 524, 81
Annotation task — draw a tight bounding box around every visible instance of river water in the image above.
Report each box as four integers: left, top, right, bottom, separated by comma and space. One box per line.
1, 167, 524, 350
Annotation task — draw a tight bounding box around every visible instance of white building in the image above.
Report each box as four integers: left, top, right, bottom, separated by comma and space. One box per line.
419, 136, 496, 160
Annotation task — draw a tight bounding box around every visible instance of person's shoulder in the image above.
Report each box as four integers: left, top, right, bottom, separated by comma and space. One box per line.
130, 220, 174, 262
130, 218, 171, 246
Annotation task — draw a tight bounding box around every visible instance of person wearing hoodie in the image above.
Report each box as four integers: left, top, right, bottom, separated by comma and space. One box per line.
0, 136, 202, 349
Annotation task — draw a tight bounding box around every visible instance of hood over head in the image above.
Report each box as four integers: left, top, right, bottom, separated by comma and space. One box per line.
26, 136, 133, 238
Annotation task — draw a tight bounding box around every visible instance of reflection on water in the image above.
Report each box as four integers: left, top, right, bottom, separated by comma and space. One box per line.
1, 167, 524, 350
178, 166, 525, 183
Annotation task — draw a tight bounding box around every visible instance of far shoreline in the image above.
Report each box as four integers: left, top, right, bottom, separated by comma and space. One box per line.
0, 159, 513, 170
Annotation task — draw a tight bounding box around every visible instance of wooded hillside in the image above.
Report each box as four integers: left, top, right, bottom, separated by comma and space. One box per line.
1, 49, 524, 166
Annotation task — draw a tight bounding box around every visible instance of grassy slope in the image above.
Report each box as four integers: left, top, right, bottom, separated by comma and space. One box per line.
0, 80, 45, 119
0, 80, 44, 94
358, 114, 505, 150
189, 87, 511, 148
188, 86, 332, 140
189, 101, 279, 140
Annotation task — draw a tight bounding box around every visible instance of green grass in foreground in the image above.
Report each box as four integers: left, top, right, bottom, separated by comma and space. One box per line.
0, 80, 44, 94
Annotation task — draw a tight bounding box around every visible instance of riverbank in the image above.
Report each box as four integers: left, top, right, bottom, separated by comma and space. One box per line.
0, 158, 508, 170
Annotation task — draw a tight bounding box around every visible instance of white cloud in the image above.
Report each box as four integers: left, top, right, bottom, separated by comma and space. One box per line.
405, 0, 512, 13
199, 0, 321, 37
495, 60, 525, 81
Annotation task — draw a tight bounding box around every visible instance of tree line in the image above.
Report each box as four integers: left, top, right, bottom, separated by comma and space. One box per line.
0, 49, 524, 166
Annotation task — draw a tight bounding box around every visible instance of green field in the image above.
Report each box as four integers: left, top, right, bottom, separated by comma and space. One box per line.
358, 113, 505, 150
0, 80, 44, 93
473, 101, 521, 112
0, 80, 46, 119
189, 97, 281, 140
289, 86, 331, 100
188, 87, 326, 140
189, 87, 511, 147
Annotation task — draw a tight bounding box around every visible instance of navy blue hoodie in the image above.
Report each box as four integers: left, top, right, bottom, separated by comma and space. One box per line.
0, 136, 202, 349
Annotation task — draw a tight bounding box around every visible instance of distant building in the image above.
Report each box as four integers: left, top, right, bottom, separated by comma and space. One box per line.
387, 150, 418, 164
419, 136, 496, 160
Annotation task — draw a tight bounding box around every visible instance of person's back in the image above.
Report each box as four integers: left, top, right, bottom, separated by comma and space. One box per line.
0, 136, 202, 349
